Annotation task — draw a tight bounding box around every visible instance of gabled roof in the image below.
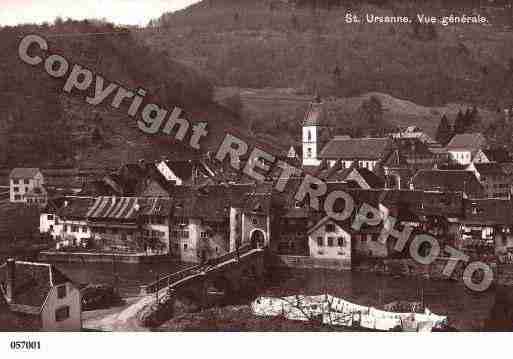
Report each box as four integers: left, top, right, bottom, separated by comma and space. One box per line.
9, 168, 41, 179
474, 162, 506, 177
483, 148, 510, 163
412, 170, 485, 197
320, 165, 384, 189
446, 133, 486, 151
86, 197, 142, 221
58, 197, 96, 219
0, 261, 72, 313
319, 137, 391, 160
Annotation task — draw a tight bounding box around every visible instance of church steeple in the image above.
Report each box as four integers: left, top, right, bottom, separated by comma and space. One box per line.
302, 96, 325, 167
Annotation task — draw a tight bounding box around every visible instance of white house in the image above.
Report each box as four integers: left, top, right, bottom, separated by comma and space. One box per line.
9, 168, 45, 203
446, 133, 488, 165
0, 259, 82, 331
307, 217, 352, 270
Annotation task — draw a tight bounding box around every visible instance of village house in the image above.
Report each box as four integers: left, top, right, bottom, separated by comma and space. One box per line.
9, 168, 45, 204
446, 133, 488, 165
307, 216, 352, 270
411, 169, 486, 198
155, 159, 217, 186
390, 126, 438, 146
460, 198, 513, 258
0, 259, 81, 331
470, 162, 510, 198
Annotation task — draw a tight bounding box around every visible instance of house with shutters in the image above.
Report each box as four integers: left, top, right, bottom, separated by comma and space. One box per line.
9, 168, 45, 204
0, 259, 81, 331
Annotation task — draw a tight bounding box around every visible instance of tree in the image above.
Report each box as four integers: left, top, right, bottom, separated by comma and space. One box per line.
359, 95, 383, 125
453, 110, 466, 134
435, 114, 453, 146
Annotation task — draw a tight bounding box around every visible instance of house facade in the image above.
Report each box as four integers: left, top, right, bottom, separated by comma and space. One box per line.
9, 168, 45, 204
0, 259, 81, 331
307, 217, 351, 270
446, 133, 488, 165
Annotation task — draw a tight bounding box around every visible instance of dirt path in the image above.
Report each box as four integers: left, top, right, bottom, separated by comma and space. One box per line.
82, 292, 165, 331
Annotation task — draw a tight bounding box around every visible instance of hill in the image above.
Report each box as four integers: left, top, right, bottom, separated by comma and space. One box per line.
142, 0, 513, 110
0, 20, 281, 169
214, 86, 500, 145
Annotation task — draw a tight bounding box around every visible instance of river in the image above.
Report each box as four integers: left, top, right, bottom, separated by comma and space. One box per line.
52, 261, 496, 331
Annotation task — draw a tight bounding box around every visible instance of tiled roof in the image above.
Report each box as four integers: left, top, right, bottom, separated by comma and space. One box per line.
0, 261, 72, 312
474, 162, 506, 176
9, 168, 40, 179
58, 197, 96, 219
87, 197, 141, 220
446, 133, 486, 151
412, 170, 485, 197
319, 137, 391, 160
483, 149, 510, 163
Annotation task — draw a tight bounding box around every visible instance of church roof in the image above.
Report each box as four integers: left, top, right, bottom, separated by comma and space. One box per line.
319, 137, 391, 160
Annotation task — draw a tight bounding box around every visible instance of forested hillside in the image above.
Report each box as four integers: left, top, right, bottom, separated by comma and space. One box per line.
143, 0, 513, 108
0, 20, 245, 168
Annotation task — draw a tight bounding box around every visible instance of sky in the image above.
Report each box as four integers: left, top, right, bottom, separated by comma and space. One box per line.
0, 0, 201, 26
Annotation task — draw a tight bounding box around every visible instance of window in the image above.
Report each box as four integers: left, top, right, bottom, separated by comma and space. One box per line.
252, 218, 258, 225
338, 237, 345, 247
14, 195, 21, 200
64, 225, 69, 232
24, 179, 30, 185
327, 237, 334, 247
81, 226, 87, 233
47, 214, 54, 221
13, 187, 19, 192
325, 224, 335, 232
307, 130, 312, 142
307, 148, 312, 158
57, 285, 66, 299
55, 306, 70, 322
25, 187, 29, 192
182, 231, 189, 238
71, 225, 79, 233
317, 237, 323, 247
183, 243, 188, 250
200, 232, 209, 239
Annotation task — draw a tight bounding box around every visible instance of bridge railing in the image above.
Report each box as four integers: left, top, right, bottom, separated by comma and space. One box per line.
143, 245, 258, 294
145, 265, 203, 294
205, 244, 254, 267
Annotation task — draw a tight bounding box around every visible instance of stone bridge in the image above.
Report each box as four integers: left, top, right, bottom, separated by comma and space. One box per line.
84, 245, 266, 331
144, 245, 265, 305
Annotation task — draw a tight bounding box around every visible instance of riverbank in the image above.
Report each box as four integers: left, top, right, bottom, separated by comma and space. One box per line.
39, 250, 173, 264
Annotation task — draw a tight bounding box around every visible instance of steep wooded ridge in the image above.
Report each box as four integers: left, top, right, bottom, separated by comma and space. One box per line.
1, 1, 513, 167
144, 0, 513, 108
0, 21, 246, 168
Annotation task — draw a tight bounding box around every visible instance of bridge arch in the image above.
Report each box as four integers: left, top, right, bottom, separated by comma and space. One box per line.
250, 229, 266, 249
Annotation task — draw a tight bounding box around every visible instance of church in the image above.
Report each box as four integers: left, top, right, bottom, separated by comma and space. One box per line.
301, 97, 393, 173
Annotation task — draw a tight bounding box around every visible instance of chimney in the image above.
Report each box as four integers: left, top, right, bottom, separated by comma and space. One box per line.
5, 258, 15, 303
